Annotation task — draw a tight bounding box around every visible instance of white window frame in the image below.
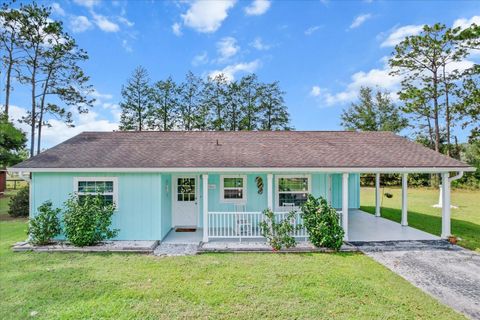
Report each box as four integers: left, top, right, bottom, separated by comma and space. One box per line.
73, 177, 119, 208
275, 174, 311, 211
220, 175, 247, 204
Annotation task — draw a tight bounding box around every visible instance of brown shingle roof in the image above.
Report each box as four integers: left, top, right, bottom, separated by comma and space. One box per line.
12, 131, 472, 170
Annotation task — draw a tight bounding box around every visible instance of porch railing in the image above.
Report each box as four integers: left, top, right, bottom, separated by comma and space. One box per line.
207, 211, 307, 240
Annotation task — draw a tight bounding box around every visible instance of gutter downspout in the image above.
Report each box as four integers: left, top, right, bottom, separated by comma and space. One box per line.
449, 171, 463, 184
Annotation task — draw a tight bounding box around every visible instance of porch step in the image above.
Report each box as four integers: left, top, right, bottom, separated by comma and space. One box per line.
153, 243, 199, 256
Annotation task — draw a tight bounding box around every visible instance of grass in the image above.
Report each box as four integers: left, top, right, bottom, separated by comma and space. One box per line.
361, 187, 480, 252
0, 195, 465, 319
0, 190, 18, 220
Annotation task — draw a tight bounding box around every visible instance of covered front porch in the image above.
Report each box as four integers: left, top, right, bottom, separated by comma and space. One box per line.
162, 209, 440, 246
197, 170, 459, 244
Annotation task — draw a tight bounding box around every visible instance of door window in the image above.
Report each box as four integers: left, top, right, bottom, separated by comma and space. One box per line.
177, 178, 196, 201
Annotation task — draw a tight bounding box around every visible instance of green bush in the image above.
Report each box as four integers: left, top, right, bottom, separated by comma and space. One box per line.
300, 195, 344, 251
8, 187, 29, 217
63, 194, 119, 247
259, 209, 298, 251
28, 201, 61, 245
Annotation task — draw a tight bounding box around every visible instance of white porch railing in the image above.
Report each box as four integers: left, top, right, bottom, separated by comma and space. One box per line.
207, 211, 307, 240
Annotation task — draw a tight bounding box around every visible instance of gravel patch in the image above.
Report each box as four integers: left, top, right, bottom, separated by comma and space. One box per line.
153, 243, 199, 256
359, 241, 480, 319
12, 240, 158, 253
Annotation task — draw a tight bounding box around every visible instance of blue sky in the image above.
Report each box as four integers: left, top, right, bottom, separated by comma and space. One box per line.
5, 0, 480, 148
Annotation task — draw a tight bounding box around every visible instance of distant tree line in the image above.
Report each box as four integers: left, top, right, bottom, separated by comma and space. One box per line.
341, 22, 480, 188
118, 67, 292, 132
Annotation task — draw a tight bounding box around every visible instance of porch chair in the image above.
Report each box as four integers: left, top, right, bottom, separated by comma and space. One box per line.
234, 204, 252, 237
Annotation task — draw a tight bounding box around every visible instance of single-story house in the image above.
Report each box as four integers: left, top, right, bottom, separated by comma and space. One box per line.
9, 131, 474, 243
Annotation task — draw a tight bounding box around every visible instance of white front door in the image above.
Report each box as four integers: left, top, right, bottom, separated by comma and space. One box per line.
173, 176, 198, 227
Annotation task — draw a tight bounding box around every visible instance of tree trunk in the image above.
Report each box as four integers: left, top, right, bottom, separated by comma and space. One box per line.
30, 66, 37, 158
432, 73, 440, 153
4, 45, 14, 119
37, 70, 53, 155
443, 67, 451, 157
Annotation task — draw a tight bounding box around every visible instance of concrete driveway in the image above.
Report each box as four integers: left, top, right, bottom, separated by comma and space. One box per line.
357, 241, 480, 320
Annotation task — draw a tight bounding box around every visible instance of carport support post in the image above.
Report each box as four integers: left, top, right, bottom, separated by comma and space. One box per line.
441, 173, 451, 238
375, 173, 381, 217
267, 174, 273, 210
342, 173, 349, 241
401, 173, 408, 226
202, 174, 209, 243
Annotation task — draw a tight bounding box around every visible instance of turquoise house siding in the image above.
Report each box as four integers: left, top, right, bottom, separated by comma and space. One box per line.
331, 173, 360, 209
29, 171, 360, 241
31, 172, 163, 240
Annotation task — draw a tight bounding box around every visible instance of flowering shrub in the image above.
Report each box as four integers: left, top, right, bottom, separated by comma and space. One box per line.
63, 194, 118, 247
28, 201, 61, 245
300, 195, 344, 250
259, 209, 299, 251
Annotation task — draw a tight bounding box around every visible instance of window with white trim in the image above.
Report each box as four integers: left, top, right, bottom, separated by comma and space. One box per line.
74, 177, 118, 206
276, 176, 309, 208
221, 175, 246, 203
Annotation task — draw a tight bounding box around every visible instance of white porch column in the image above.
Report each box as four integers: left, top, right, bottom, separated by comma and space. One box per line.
375, 173, 381, 217
401, 173, 408, 226
267, 173, 273, 210
342, 173, 349, 241
202, 174, 209, 242
441, 173, 451, 238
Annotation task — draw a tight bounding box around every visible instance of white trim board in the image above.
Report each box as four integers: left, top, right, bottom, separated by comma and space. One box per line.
219, 175, 247, 204
73, 176, 119, 208
9, 166, 474, 173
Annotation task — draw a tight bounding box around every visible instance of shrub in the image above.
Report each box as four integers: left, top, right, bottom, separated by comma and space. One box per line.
300, 195, 344, 251
259, 209, 298, 251
28, 201, 61, 245
63, 194, 119, 247
8, 187, 29, 217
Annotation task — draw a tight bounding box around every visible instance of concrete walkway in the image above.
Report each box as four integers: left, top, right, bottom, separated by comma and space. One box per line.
360, 242, 480, 320
348, 209, 439, 242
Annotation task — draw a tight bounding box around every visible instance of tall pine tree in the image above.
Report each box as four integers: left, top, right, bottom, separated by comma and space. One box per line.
119, 66, 153, 131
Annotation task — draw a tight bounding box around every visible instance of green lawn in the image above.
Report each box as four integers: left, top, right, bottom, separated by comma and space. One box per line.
361, 187, 480, 252
0, 195, 465, 319
0, 191, 14, 216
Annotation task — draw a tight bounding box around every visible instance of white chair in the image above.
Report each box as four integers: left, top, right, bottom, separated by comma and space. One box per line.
234, 204, 251, 237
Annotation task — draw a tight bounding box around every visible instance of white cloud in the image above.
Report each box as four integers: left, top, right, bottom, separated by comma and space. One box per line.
69, 16, 93, 33
380, 24, 424, 47
216, 37, 239, 62
172, 22, 182, 36
310, 86, 322, 97
453, 16, 480, 30
349, 13, 372, 29
311, 58, 402, 106
244, 0, 271, 16
192, 51, 209, 66
51, 3, 65, 16
305, 25, 321, 36
250, 37, 271, 50
181, 0, 236, 33
122, 39, 132, 52
9, 105, 118, 149
92, 13, 120, 32
73, 0, 100, 8
118, 16, 134, 27
90, 89, 113, 103
209, 60, 260, 82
